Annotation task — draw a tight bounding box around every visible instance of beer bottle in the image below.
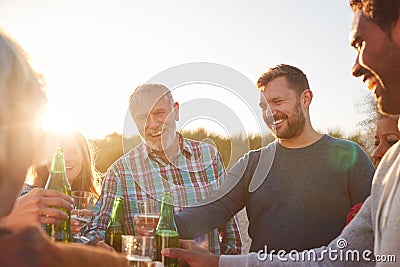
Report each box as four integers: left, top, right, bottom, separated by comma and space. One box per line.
45, 147, 72, 242
156, 192, 179, 267
105, 196, 125, 252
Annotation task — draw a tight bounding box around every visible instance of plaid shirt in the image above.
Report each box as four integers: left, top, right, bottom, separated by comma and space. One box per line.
86, 135, 241, 255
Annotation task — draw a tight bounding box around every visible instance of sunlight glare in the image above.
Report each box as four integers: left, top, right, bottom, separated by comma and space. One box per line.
40, 105, 76, 134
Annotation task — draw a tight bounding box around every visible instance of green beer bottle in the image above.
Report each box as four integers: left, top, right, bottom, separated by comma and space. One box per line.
105, 196, 125, 252
156, 192, 179, 267
45, 147, 72, 242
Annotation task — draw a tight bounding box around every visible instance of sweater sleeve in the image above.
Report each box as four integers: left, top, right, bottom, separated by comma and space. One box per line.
220, 196, 375, 267
215, 151, 242, 255
348, 143, 375, 206
176, 153, 250, 239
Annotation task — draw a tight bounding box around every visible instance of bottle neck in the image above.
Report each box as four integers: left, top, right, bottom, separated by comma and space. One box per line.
160, 202, 174, 219
50, 148, 67, 173
45, 147, 71, 192
110, 199, 124, 225
156, 193, 177, 231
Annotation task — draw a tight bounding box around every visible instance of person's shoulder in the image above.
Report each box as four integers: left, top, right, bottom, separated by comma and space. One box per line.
227, 141, 276, 169
322, 135, 373, 167
109, 143, 144, 169
244, 140, 276, 158
323, 134, 364, 152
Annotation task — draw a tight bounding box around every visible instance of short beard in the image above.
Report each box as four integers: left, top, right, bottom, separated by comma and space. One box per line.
276, 100, 306, 139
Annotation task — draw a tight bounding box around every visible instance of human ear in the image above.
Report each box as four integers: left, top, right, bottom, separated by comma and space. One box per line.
301, 89, 313, 108
173, 102, 180, 121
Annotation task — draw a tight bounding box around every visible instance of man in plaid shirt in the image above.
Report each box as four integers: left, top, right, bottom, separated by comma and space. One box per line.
86, 83, 241, 255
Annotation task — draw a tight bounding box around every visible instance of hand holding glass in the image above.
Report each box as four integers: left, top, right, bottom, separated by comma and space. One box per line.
137, 199, 160, 235
71, 191, 94, 242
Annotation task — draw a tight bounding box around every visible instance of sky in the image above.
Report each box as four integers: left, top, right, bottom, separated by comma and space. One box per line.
0, 0, 370, 139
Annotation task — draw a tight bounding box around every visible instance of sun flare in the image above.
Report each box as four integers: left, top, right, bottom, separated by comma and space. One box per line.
40, 104, 76, 134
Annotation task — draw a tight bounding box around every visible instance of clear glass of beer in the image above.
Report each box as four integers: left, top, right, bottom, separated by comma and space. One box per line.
137, 199, 160, 235
122, 235, 156, 266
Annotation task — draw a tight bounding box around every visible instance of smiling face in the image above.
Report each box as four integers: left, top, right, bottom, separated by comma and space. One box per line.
132, 90, 179, 152
63, 142, 83, 185
259, 76, 306, 139
372, 116, 400, 167
350, 10, 400, 115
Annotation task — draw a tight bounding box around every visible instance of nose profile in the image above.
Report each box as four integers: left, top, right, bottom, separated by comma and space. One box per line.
372, 144, 385, 167
352, 55, 363, 78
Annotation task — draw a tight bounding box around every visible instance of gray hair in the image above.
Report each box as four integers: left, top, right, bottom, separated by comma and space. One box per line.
128, 84, 174, 117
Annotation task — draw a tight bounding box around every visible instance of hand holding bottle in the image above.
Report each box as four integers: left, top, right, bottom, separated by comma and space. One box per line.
0, 188, 73, 231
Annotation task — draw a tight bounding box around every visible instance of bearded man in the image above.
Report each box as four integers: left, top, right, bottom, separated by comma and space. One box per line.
172, 64, 374, 253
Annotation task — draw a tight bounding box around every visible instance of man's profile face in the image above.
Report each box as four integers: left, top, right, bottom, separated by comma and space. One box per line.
132, 91, 179, 152
259, 76, 306, 139
350, 10, 400, 115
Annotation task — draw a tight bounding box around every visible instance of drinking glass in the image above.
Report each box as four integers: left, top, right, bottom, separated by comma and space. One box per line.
122, 235, 156, 267
71, 191, 94, 243
137, 199, 160, 235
